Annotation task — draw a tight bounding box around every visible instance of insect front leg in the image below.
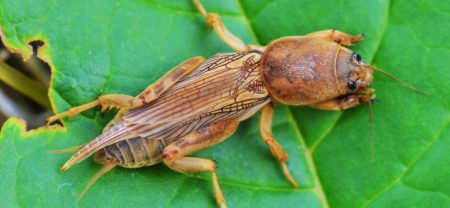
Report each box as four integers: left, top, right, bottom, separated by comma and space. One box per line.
259, 103, 298, 187
306, 29, 364, 46
162, 119, 239, 208
308, 94, 373, 110
47, 57, 205, 126
193, 0, 250, 52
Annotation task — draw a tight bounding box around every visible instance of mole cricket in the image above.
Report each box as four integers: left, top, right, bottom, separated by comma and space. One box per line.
48, 0, 423, 207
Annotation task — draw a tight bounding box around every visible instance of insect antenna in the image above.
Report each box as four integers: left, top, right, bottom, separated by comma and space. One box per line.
367, 99, 374, 161
366, 65, 427, 95
78, 160, 118, 201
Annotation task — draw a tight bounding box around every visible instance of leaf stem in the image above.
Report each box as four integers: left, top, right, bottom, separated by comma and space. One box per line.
0, 61, 50, 109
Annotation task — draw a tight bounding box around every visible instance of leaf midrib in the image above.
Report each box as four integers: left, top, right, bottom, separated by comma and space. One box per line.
235, 0, 330, 207
237, 0, 396, 207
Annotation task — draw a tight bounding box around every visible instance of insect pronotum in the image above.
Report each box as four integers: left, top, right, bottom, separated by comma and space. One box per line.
48, 0, 423, 207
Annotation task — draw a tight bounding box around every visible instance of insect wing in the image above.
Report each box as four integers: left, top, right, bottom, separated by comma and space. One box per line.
123, 51, 267, 139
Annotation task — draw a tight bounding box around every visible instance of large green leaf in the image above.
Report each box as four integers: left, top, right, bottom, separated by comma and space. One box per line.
0, 0, 448, 207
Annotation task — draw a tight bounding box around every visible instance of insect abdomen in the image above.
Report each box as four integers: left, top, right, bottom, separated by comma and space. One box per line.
94, 137, 171, 168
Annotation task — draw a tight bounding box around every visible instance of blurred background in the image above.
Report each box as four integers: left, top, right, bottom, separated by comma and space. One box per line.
0, 40, 52, 129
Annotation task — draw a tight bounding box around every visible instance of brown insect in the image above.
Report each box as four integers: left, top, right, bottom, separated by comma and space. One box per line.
48, 0, 423, 207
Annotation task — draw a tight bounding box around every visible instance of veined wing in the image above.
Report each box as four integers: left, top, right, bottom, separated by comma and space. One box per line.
62, 95, 271, 171
61, 122, 133, 171
124, 50, 268, 139
145, 96, 271, 140
62, 51, 270, 168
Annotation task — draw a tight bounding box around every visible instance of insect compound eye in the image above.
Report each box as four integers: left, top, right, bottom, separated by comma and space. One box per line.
347, 80, 357, 91
352, 52, 362, 62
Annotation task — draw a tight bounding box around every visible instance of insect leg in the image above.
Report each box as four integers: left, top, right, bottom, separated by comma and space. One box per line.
193, 0, 248, 52
47, 57, 205, 126
259, 103, 298, 188
162, 119, 239, 208
137, 56, 205, 103
308, 94, 373, 110
104, 56, 205, 129
46, 94, 143, 125
306, 29, 364, 46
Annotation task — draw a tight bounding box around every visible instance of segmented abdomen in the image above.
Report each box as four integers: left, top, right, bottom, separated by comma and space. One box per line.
94, 137, 175, 168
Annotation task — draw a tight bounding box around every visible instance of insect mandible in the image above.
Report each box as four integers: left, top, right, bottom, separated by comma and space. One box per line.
48, 0, 422, 207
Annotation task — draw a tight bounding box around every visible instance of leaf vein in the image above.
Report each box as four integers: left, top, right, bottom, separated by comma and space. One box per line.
286, 108, 330, 208
362, 120, 449, 207
309, 112, 343, 154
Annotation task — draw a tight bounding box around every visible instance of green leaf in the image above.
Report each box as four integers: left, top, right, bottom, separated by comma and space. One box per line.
0, 0, 448, 207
